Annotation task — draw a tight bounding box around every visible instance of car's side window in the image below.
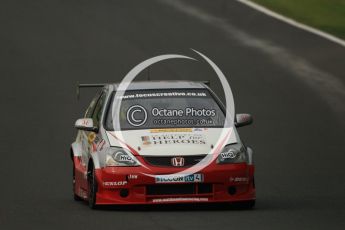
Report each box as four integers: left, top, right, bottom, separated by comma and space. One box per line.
92, 92, 107, 128
84, 91, 102, 118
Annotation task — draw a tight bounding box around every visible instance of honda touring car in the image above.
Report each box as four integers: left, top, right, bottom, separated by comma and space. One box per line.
71, 81, 255, 209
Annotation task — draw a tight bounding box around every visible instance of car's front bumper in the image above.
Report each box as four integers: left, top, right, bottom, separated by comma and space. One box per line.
94, 163, 255, 205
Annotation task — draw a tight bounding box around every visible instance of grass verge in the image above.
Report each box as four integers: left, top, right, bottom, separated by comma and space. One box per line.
252, 0, 345, 39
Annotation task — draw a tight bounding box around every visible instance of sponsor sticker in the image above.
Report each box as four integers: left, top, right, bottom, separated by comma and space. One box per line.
220, 150, 237, 159
152, 197, 208, 203
155, 174, 203, 183
103, 181, 128, 186
141, 135, 151, 145
117, 91, 208, 100
119, 154, 133, 162
141, 134, 206, 145
150, 128, 193, 133
127, 174, 138, 180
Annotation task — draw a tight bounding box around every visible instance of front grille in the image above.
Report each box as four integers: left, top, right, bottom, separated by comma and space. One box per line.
143, 155, 206, 167
146, 183, 213, 196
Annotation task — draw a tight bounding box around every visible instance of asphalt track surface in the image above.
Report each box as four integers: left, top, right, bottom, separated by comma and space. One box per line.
1, 0, 345, 229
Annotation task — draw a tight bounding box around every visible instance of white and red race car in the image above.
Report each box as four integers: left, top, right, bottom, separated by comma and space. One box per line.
71, 81, 255, 209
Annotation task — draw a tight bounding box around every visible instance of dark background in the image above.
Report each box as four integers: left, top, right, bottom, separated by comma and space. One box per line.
1, 0, 344, 229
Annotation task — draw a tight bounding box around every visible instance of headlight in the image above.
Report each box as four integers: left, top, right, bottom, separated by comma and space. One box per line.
105, 148, 140, 167
217, 144, 248, 164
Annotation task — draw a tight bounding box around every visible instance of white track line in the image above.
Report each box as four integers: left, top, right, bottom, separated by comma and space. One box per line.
237, 0, 345, 47
160, 0, 345, 122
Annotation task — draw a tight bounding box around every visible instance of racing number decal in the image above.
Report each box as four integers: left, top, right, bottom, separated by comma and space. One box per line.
194, 174, 203, 182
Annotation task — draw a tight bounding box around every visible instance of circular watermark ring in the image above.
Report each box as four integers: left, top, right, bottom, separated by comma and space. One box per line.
111, 49, 235, 177
126, 105, 148, 127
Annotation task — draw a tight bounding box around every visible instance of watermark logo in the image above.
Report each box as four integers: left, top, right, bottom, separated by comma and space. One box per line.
126, 105, 147, 127
112, 49, 235, 177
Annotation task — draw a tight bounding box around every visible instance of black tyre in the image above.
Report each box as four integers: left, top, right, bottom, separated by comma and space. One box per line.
88, 164, 98, 209
231, 200, 255, 209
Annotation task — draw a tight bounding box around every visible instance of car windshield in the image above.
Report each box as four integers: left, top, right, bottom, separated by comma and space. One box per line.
105, 89, 225, 130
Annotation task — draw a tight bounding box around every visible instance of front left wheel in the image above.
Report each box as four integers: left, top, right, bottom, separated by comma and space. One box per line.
88, 165, 98, 209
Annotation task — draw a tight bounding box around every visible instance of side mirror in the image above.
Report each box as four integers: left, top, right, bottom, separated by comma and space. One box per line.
235, 114, 253, 127
75, 118, 99, 132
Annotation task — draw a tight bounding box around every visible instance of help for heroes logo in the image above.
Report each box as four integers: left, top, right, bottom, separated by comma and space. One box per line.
141, 133, 206, 145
